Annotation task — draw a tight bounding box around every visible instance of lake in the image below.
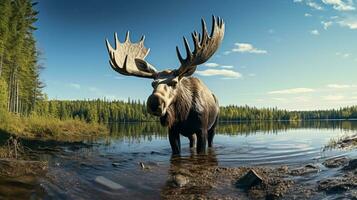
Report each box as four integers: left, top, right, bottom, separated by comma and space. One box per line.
1, 120, 357, 199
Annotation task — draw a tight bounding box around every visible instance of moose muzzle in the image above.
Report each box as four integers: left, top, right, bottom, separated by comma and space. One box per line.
147, 93, 165, 116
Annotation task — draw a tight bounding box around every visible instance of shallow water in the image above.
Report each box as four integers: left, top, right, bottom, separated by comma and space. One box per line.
1, 120, 357, 199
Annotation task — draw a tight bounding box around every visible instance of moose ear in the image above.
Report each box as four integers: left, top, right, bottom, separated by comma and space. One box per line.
135, 58, 158, 73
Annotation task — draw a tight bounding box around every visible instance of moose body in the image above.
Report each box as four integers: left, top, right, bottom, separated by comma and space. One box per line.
158, 77, 219, 154
106, 16, 225, 154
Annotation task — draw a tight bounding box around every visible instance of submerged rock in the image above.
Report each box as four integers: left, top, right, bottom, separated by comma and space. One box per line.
236, 169, 264, 189
318, 178, 354, 194
94, 176, 124, 190
323, 157, 349, 168
343, 159, 357, 171
289, 164, 319, 176
170, 174, 189, 187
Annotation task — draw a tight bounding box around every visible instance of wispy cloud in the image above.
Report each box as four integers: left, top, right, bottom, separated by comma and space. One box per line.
204, 63, 220, 67
204, 62, 234, 69
268, 87, 315, 94
196, 69, 242, 78
310, 29, 320, 35
306, 1, 324, 10
322, 0, 355, 11
221, 65, 234, 69
336, 52, 351, 58
68, 83, 81, 89
322, 21, 333, 29
327, 84, 357, 89
232, 43, 267, 54
305, 13, 312, 17
338, 18, 357, 29
323, 95, 345, 101
272, 97, 287, 101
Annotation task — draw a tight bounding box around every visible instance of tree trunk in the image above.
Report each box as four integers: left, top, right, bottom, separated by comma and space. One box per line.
0, 53, 3, 77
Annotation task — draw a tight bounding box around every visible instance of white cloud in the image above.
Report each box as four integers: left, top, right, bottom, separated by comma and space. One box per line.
322, 0, 355, 11
305, 13, 312, 17
223, 51, 231, 55
293, 0, 323, 10
68, 83, 81, 89
232, 43, 267, 54
220, 65, 234, 69
324, 95, 345, 101
196, 69, 242, 78
204, 63, 234, 69
310, 29, 320, 35
306, 1, 324, 10
327, 84, 357, 88
268, 88, 315, 94
338, 18, 357, 29
205, 62, 220, 67
272, 97, 287, 101
321, 21, 333, 30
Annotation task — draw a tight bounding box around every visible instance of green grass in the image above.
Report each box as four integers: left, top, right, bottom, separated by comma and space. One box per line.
0, 112, 109, 141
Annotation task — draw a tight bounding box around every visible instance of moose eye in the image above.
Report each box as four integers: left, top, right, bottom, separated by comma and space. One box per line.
168, 80, 178, 87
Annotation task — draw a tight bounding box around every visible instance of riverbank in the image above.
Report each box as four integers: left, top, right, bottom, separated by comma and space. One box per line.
0, 112, 109, 142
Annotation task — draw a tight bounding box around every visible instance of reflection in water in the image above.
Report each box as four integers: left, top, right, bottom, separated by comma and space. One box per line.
108, 120, 357, 141
1, 120, 357, 199
161, 149, 218, 198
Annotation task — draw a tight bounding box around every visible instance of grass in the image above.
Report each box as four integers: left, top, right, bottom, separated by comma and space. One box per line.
0, 112, 109, 141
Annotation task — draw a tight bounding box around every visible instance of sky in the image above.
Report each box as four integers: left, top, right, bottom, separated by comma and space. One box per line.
34, 0, 357, 110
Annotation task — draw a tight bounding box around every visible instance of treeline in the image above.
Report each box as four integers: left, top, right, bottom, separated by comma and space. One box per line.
220, 105, 357, 121
32, 99, 357, 123
0, 0, 43, 115
34, 99, 156, 123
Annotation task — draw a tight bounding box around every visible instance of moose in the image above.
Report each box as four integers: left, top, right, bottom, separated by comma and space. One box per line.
105, 16, 225, 154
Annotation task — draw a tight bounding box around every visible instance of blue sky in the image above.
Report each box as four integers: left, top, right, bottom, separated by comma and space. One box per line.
35, 0, 357, 110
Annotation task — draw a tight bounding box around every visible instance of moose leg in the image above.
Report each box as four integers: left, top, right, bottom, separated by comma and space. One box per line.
169, 128, 181, 155
208, 117, 218, 147
208, 128, 215, 148
196, 129, 207, 154
189, 134, 197, 148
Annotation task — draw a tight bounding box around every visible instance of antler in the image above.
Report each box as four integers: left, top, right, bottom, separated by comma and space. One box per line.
106, 32, 157, 79
176, 15, 225, 77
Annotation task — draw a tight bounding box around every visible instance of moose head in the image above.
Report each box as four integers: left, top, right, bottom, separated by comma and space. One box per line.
105, 16, 225, 118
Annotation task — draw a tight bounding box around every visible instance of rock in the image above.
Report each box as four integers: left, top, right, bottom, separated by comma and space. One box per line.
95, 176, 124, 190
323, 157, 349, 168
236, 169, 264, 189
171, 174, 189, 187
318, 178, 352, 194
343, 159, 357, 171
289, 164, 319, 176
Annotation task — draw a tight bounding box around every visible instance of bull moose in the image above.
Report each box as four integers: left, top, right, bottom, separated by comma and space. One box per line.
105, 16, 225, 154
